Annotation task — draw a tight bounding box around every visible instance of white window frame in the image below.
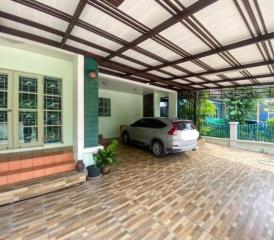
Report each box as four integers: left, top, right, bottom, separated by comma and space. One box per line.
0, 68, 63, 150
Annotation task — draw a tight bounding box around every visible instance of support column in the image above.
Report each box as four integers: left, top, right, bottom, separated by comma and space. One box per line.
73, 55, 103, 167
229, 122, 238, 147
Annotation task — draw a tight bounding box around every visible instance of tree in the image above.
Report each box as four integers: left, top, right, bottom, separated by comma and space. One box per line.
224, 93, 257, 123
198, 99, 216, 119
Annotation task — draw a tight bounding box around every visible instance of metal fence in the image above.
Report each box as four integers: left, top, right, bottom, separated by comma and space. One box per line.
199, 123, 230, 138
238, 123, 274, 143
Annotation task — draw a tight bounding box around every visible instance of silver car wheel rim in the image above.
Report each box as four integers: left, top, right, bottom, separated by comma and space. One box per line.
153, 142, 161, 155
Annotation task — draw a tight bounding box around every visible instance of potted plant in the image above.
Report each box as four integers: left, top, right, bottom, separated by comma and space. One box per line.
93, 139, 118, 174
86, 164, 101, 178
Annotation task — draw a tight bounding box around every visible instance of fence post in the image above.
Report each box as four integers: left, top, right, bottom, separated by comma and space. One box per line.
229, 122, 239, 147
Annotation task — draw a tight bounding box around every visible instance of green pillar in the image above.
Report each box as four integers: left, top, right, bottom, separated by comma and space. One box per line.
84, 56, 98, 148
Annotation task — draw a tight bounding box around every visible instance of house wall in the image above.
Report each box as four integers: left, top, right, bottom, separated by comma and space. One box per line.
154, 91, 177, 118
0, 45, 74, 147
99, 89, 143, 139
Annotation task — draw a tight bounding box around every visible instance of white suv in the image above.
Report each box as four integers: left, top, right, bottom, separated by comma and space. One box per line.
122, 117, 199, 157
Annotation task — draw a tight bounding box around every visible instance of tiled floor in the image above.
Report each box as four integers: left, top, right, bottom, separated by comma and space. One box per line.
1, 142, 274, 240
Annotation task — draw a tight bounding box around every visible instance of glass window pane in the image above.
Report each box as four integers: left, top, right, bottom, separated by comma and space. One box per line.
19, 112, 37, 126
19, 93, 37, 109
0, 91, 7, 108
19, 126, 38, 144
98, 98, 111, 117
44, 111, 61, 125
0, 111, 8, 144
0, 75, 7, 90
44, 96, 61, 110
44, 78, 61, 95
19, 77, 37, 93
44, 126, 62, 143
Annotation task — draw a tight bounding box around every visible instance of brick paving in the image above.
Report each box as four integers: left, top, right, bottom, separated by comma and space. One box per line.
0, 142, 274, 240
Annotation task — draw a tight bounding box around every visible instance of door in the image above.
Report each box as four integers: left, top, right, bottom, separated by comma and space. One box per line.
0, 69, 12, 150
143, 94, 154, 117
13, 72, 43, 148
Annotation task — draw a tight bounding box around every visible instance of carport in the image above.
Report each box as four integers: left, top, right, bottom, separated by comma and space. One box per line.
0, 0, 274, 239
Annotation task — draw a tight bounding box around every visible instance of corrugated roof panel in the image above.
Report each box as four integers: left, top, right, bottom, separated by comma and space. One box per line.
245, 66, 271, 75
218, 82, 234, 86
176, 0, 200, 8
123, 49, 161, 66
112, 56, 146, 70
257, 0, 274, 33
257, 77, 274, 83
235, 80, 253, 85
66, 39, 108, 57
37, 0, 80, 15
71, 26, 123, 51
193, 0, 251, 45
178, 62, 205, 73
185, 77, 205, 83
160, 22, 211, 55
0, 1, 68, 31
0, 17, 62, 42
203, 83, 218, 87
80, 4, 141, 42
173, 79, 190, 84
138, 39, 182, 61
119, 0, 172, 28
228, 44, 264, 64
161, 66, 187, 76
148, 70, 171, 78
199, 54, 231, 69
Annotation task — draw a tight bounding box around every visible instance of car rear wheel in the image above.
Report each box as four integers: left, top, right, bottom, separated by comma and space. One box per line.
152, 140, 164, 158
122, 132, 130, 145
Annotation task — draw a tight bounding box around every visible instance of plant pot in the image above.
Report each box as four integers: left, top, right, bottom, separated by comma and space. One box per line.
100, 166, 111, 174
86, 165, 101, 178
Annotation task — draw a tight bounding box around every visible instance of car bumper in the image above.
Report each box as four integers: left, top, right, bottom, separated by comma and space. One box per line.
166, 143, 198, 153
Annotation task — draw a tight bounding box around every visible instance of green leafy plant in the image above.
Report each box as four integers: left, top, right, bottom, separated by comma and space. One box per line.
93, 139, 118, 168
267, 118, 274, 126
224, 92, 257, 123
197, 98, 216, 129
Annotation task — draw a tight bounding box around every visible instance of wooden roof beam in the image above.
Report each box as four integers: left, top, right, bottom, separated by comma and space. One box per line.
186, 73, 274, 85
129, 31, 274, 76
60, 0, 87, 48
168, 59, 274, 79
0, 25, 191, 90
104, 0, 218, 60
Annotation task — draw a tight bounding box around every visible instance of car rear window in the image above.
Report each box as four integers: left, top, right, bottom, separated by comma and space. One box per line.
173, 121, 195, 130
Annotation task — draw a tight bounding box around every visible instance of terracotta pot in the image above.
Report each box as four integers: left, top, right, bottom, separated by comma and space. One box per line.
75, 160, 85, 172
101, 166, 111, 174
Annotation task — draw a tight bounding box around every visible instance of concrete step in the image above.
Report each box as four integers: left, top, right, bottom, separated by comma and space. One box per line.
0, 170, 86, 206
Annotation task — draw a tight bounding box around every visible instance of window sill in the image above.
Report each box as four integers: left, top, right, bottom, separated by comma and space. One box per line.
0, 143, 70, 154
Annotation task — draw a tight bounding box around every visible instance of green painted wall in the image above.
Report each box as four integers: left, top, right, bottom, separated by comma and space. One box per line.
84, 56, 98, 147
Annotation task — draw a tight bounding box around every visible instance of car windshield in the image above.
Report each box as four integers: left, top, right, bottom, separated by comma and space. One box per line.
173, 121, 195, 130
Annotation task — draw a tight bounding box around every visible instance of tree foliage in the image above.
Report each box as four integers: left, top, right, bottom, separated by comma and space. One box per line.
224, 94, 257, 123
198, 99, 216, 118
178, 99, 195, 120
267, 118, 274, 126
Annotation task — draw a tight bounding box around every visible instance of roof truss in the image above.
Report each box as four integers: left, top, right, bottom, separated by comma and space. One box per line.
0, 0, 273, 90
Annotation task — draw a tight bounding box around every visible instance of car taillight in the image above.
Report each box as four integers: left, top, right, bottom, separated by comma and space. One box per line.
168, 123, 178, 135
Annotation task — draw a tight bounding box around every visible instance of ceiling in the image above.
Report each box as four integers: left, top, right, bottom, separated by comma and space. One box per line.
1, 0, 274, 91
100, 75, 161, 95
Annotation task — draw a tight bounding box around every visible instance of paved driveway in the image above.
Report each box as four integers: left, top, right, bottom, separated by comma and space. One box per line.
1, 142, 274, 240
